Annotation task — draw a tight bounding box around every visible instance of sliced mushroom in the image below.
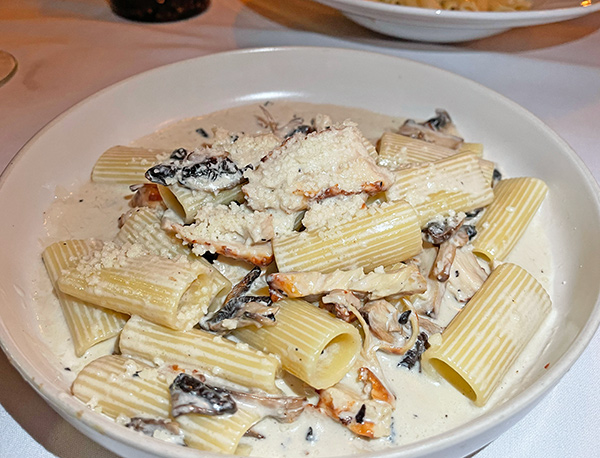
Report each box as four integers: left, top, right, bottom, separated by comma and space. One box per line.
320, 289, 361, 323
223, 266, 262, 303
169, 373, 237, 417
398, 332, 429, 371
145, 147, 249, 193
398, 109, 463, 149
360, 299, 420, 355
431, 224, 471, 282
202, 296, 278, 332
422, 214, 464, 245
232, 391, 307, 423
125, 418, 186, 446
201, 266, 279, 332
170, 373, 306, 424
422, 109, 454, 132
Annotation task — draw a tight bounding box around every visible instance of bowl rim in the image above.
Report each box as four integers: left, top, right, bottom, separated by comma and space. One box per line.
1, 45, 600, 458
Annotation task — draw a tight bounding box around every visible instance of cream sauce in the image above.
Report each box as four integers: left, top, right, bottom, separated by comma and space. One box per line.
34, 101, 555, 457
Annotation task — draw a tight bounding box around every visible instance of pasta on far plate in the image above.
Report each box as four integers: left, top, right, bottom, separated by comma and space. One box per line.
372, 0, 532, 12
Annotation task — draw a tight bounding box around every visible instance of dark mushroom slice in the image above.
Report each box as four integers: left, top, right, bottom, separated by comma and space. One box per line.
399, 332, 429, 371
169, 373, 237, 418
232, 391, 307, 423
222, 266, 262, 305
145, 146, 251, 193
422, 109, 453, 132
126, 418, 186, 446
201, 266, 279, 332
431, 224, 471, 282
202, 296, 278, 332
398, 118, 463, 150
171, 373, 307, 425
422, 215, 464, 245
178, 156, 248, 192
145, 163, 179, 186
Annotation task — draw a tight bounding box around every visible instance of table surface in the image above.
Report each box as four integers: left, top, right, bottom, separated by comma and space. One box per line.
1, 1, 599, 457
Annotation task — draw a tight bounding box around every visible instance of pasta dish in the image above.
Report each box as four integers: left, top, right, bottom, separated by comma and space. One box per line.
39, 101, 552, 456
372, 0, 533, 12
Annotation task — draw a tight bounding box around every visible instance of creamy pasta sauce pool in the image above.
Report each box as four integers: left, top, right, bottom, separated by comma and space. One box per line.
35, 101, 556, 457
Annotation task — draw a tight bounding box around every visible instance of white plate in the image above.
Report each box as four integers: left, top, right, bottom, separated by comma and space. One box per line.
1, 47, 599, 458
314, 0, 600, 42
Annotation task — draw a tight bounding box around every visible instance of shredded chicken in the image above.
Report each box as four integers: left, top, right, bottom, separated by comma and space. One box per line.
446, 248, 489, 302
317, 363, 395, 439
267, 265, 426, 302
360, 299, 420, 355
320, 289, 361, 322
431, 224, 471, 282
164, 202, 274, 266
243, 122, 394, 213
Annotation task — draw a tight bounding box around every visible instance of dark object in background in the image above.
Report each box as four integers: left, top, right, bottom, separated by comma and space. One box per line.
108, 0, 210, 22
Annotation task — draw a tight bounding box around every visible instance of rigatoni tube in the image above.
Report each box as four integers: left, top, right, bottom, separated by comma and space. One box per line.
234, 298, 362, 390
42, 239, 128, 356
472, 177, 548, 263
57, 242, 225, 330
422, 263, 551, 406
120, 316, 281, 393
72, 355, 260, 454
91, 145, 163, 184
386, 152, 494, 227
273, 200, 422, 273
158, 183, 244, 224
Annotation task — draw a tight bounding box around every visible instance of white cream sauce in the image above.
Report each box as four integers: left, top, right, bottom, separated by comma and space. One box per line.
34, 101, 555, 457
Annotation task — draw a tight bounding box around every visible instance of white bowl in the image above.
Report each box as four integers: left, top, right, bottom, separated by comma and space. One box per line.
313, 0, 600, 42
1, 46, 599, 458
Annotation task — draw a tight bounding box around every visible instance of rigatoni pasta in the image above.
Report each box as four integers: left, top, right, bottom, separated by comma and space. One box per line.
158, 183, 245, 224
273, 200, 423, 273
386, 152, 494, 226
40, 102, 555, 455
422, 263, 551, 406
377, 131, 460, 168
234, 298, 362, 389
72, 354, 261, 454
57, 243, 225, 330
120, 316, 281, 393
42, 240, 128, 356
92, 145, 165, 183
472, 177, 548, 263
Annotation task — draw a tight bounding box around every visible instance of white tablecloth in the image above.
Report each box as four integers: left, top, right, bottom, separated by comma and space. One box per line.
1, 1, 599, 457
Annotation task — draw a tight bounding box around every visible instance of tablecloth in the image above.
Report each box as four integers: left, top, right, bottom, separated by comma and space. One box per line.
1, 0, 599, 457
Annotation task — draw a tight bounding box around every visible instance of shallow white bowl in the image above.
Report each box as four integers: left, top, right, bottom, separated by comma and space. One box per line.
1, 46, 599, 458
314, 0, 600, 42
